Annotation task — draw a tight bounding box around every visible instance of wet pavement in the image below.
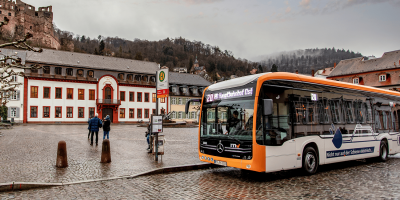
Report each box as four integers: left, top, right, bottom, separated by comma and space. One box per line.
2, 124, 400, 199
1, 155, 400, 199
0, 124, 201, 183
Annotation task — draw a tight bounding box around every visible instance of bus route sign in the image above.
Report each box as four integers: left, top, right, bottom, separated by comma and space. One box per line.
157, 69, 169, 98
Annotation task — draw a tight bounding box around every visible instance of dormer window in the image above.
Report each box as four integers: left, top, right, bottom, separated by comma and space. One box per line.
87, 70, 94, 78
118, 73, 124, 80
172, 87, 177, 93
43, 66, 50, 74
379, 75, 386, 82
127, 74, 133, 81
77, 69, 84, 77
353, 78, 359, 84
55, 67, 62, 75
135, 75, 141, 81
66, 68, 73, 76
35, 12, 38, 16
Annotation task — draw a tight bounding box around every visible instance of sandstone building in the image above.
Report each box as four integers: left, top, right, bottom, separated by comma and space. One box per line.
0, 0, 61, 50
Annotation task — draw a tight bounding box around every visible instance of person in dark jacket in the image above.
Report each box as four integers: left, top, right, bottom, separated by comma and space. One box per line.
103, 115, 111, 140
87, 117, 91, 139
89, 113, 103, 145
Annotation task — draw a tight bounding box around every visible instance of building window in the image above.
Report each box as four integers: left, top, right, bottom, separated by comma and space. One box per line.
30, 65, 38, 73
11, 75, 17, 82
379, 75, 386, 82
129, 92, 134, 102
89, 107, 95, 118
120, 91, 125, 101
137, 108, 142, 118
178, 111, 182, 119
78, 107, 84, 118
172, 87, 177, 93
43, 87, 50, 99
67, 107, 73, 118
87, 70, 94, 78
178, 98, 182, 105
55, 88, 62, 99
118, 73, 124, 80
353, 78, 359, 84
78, 89, 84, 100
192, 112, 196, 119
152, 109, 156, 115
120, 108, 125, 118
43, 106, 50, 118
144, 109, 149, 118
89, 90, 95, 100
30, 106, 37, 118
55, 107, 62, 118
152, 93, 156, 103
160, 97, 165, 103
77, 69, 84, 77
67, 88, 73, 99
31, 86, 38, 98
137, 92, 142, 102
172, 112, 176, 119
10, 108, 17, 117
145, 93, 149, 102
66, 68, 73, 76
9, 91, 17, 100
55, 67, 62, 75
8, 13, 11, 16
43, 66, 50, 74
171, 97, 176, 105
129, 108, 134, 118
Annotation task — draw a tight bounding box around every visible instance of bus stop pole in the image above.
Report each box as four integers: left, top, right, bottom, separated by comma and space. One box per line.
155, 74, 159, 161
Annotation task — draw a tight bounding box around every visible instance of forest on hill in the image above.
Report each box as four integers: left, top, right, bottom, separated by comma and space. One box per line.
53, 27, 363, 80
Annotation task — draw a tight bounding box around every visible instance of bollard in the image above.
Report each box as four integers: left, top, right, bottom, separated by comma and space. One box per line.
101, 139, 111, 163
56, 141, 68, 168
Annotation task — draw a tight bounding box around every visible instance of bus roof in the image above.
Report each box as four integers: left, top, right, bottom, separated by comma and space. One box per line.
207, 72, 400, 98
207, 72, 270, 91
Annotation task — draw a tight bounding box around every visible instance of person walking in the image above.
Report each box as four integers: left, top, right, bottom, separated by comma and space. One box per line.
89, 113, 102, 145
103, 115, 111, 140
87, 117, 91, 139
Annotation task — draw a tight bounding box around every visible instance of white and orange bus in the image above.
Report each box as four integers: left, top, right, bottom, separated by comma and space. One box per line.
186, 72, 400, 174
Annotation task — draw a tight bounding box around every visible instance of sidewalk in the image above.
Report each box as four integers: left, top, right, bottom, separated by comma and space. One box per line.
0, 124, 204, 185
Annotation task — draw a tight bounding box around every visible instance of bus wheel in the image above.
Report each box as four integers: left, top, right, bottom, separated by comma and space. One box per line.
302, 147, 318, 175
378, 140, 388, 162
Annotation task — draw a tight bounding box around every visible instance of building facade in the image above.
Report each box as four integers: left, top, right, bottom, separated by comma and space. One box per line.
327, 50, 400, 90
2, 48, 169, 123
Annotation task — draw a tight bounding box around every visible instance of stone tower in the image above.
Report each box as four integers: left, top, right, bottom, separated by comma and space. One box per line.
0, 0, 61, 50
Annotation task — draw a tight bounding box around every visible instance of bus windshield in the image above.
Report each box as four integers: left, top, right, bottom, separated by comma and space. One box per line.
200, 99, 257, 141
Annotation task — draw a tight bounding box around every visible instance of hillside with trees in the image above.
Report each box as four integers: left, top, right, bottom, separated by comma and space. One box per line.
51, 26, 363, 80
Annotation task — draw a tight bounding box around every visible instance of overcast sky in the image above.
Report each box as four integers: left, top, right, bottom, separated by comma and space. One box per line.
23, 0, 400, 61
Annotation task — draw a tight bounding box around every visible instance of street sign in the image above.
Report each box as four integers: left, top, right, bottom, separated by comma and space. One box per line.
157, 69, 169, 98
151, 115, 163, 133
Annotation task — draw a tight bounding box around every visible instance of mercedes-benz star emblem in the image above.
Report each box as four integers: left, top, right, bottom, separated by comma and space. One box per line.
216, 141, 224, 153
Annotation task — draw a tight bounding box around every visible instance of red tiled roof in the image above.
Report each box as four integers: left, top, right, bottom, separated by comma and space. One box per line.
328, 49, 400, 77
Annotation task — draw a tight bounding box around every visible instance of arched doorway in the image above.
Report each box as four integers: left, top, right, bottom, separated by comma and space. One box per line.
102, 108, 113, 122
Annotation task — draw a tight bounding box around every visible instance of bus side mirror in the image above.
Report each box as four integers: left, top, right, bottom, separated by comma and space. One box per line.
185, 98, 201, 114
263, 99, 273, 116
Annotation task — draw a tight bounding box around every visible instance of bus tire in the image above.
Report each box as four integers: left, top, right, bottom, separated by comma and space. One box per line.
302, 147, 318, 175
378, 140, 388, 162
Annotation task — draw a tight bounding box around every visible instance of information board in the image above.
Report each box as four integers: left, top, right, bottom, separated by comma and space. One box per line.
152, 115, 163, 133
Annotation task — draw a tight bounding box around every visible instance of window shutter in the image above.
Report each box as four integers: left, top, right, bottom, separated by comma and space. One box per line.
7, 107, 10, 118
182, 112, 185, 119
16, 107, 20, 118
187, 112, 190, 119
17, 91, 20, 100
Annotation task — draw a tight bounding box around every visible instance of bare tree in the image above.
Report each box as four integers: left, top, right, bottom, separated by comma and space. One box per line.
0, 17, 42, 120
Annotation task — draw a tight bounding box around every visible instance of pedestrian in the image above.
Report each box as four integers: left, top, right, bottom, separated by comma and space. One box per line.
103, 115, 111, 140
146, 118, 152, 151
87, 117, 91, 139
89, 113, 103, 145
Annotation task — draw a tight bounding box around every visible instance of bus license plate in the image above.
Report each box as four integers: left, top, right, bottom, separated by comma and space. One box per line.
214, 160, 227, 166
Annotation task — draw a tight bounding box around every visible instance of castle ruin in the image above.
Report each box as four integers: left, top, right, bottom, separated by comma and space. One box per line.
0, 0, 61, 50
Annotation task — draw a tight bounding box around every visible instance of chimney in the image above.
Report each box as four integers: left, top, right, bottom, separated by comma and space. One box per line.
295, 70, 298, 74
334, 62, 337, 68
311, 70, 315, 77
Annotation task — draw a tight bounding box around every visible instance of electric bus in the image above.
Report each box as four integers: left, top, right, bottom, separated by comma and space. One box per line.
186, 72, 400, 174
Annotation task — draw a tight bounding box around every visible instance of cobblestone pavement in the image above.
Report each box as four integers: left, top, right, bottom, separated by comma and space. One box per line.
1, 155, 400, 199
0, 124, 202, 183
